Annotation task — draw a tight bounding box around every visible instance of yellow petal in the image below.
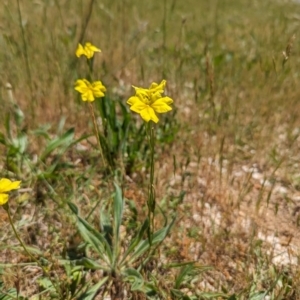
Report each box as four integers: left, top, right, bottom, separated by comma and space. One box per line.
84, 42, 101, 59
75, 79, 93, 96
151, 96, 173, 112
135, 89, 149, 100
75, 86, 89, 95
151, 91, 163, 101
149, 82, 158, 89
74, 86, 86, 93
130, 100, 148, 113
82, 90, 95, 102
74, 79, 89, 92
0, 193, 8, 205
75, 79, 88, 86
132, 85, 147, 93
85, 42, 101, 52
85, 50, 93, 59
0, 178, 21, 193
127, 80, 171, 123
93, 90, 105, 98
92, 81, 106, 92
75, 44, 86, 57
127, 96, 140, 106
160, 96, 173, 105
140, 107, 159, 123
92, 82, 106, 98
151, 99, 172, 113
149, 80, 166, 93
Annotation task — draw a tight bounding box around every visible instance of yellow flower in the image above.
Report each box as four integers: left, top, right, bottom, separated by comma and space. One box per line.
75, 42, 101, 59
0, 178, 21, 205
75, 79, 106, 102
127, 80, 173, 123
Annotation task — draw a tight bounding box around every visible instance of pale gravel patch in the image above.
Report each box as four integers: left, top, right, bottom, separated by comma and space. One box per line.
257, 231, 298, 265
173, 155, 300, 268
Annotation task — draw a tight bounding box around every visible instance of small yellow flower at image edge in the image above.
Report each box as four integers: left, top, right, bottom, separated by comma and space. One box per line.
75, 79, 106, 102
127, 80, 173, 123
0, 178, 21, 205
75, 42, 101, 59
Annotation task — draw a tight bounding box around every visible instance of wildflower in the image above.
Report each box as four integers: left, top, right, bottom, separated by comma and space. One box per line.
127, 80, 173, 123
75, 79, 106, 102
0, 178, 21, 205
76, 42, 101, 59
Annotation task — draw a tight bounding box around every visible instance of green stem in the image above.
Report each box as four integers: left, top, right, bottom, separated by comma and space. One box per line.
147, 122, 156, 245
86, 54, 110, 173
88, 102, 109, 172
87, 57, 94, 81
5, 203, 61, 297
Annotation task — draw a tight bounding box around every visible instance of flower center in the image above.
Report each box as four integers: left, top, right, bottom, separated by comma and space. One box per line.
142, 94, 151, 105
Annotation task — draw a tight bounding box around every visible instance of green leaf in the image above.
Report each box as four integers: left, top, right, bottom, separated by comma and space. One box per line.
107, 98, 117, 130
75, 257, 109, 272
68, 201, 79, 215
77, 276, 109, 300
32, 124, 51, 139
128, 218, 175, 265
68, 201, 113, 265
120, 218, 149, 266
67, 201, 112, 265
0, 132, 7, 145
122, 268, 158, 295
40, 128, 74, 161
37, 277, 57, 294
77, 217, 112, 264
170, 288, 184, 298
12, 133, 27, 154
119, 107, 130, 154
5, 113, 12, 140
99, 209, 112, 246
197, 292, 228, 299
99, 134, 113, 166
122, 268, 144, 291
0, 280, 17, 300
167, 261, 203, 268
56, 116, 66, 135
175, 264, 195, 289
248, 291, 266, 300
12, 103, 24, 127
171, 289, 199, 300
173, 263, 212, 289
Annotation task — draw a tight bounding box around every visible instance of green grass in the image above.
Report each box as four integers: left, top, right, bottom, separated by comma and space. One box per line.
1, 0, 300, 299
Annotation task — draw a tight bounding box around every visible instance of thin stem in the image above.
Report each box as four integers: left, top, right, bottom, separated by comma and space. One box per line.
85, 52, 94, 82
162, 0, 167, 77
88, 102, 108, 170
162, 0, 167, 51
78, 0, 95, 44
147, 122, 156, 245
68, 0, 95, 73
16, 0, 35, 120
5, 204, 61, 296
